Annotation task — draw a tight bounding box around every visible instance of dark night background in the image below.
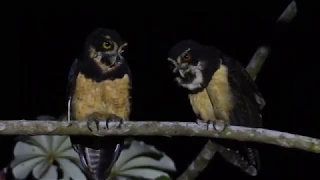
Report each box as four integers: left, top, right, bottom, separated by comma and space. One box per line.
2, 1, 319, 179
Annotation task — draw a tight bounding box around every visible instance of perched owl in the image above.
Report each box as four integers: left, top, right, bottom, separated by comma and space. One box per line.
167, 40, 264, 176
67, 28, 131, 180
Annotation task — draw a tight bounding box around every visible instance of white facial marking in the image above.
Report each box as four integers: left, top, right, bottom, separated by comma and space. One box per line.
176, 61, 205, 90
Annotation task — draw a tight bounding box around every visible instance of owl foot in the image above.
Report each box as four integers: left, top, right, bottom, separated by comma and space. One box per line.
87, 115, 104, 136
206, 120, 228, 132
196, 119, 203, 125
106, 114, 124, 130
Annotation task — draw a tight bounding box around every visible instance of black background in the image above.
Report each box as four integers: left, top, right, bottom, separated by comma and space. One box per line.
2, 1, 319, 179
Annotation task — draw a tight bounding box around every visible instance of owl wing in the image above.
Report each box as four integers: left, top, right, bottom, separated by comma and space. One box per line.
205, 53, 263, 176
223, 55, 263, 128
67, 58, 80, 121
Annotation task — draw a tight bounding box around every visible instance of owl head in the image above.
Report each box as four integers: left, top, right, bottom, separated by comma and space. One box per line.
84, 28, 128, 71
167, 40, 221, 91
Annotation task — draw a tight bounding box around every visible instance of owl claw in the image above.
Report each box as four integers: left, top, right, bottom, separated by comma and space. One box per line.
196, 119, 228, 132
106, 114, 124, 130
87, 116, 103, 136
207, 120, 228, 132
196, 119, 203, 125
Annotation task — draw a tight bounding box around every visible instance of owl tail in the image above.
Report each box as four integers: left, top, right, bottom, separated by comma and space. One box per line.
215, 142, 260, 176
71, 136, 123, 180
81, 145, 122, 180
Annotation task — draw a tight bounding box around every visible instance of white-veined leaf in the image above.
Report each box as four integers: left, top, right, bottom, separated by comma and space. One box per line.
54, 137, 73, 155
119, 168, 171, 180
11, 157, 46, 179
120, 156, 176, 172
112, 140, 176, 180
11, 114, 84, 180
29, 136, 52, 153
51, 136, 69, 153
13, 142, 45, 156
32, 158, 51, 179
115, 141, 163, 169
56, 158, 86, 179
39, 165, 58, 180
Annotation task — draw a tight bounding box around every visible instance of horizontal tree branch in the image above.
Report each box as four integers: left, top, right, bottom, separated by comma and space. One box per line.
0, 120, 319, 154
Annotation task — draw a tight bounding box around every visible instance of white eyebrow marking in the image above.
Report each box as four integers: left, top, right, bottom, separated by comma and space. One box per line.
167, 57, 179, 73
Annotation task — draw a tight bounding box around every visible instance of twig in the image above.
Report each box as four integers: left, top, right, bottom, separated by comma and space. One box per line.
246, 1, 298, 81
0, 120, 318, 154
246, 46, 270, 81
277, 1, 297, 23
179, 1, 299, 179
176, 142, 218, 180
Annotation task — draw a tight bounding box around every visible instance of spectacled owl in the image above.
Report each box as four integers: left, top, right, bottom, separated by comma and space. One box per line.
67, 28, 131, 180
167, 40, 264, 176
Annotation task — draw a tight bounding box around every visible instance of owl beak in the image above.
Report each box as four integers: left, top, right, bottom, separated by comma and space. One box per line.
109, 43, 128, 66
178, 70, 185, 78
106, 53, 121, 67
178, 68, 190, 78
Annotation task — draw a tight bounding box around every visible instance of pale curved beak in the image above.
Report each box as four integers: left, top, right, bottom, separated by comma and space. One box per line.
109, 42, 128, 65
178, 68, 190, 78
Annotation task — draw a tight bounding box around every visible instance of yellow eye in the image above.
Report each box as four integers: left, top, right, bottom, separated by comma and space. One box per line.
120, 49, 124, 53
103, 41, 112, 49
182, 53, 191, 62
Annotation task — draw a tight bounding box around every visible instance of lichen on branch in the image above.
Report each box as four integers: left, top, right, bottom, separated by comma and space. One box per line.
0, 120, 318, 154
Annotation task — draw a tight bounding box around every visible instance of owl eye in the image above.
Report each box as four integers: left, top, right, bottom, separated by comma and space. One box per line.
103, 41, 112, 49
182, 53, 191, 61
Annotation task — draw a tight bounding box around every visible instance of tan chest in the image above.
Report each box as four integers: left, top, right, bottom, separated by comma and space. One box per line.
188, 64, 233, 122
71, 73, 131, 120
189, 90, 216, 121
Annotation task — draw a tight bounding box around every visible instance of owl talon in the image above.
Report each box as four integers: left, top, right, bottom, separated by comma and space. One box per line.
106, 114, 124, 130
87, 117, 103, 136
196, 119, 203, 125
207, 120, 228, 132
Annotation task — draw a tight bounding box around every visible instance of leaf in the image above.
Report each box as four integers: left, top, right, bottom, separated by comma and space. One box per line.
54, 136, 72, 154
56, 158, 86, 179
51, 136, 69, 153
39, 165, 58, 180
32, 158, 51, 179
58, 149, 81, 162
11, 157, 46, 179
112, 140, 176, 180
155, 175, 172, 180
29, 136, 52, 153
13, 141, 45, 156
120, 156, 176, 172
11, 142, 45, 167
115, 141, 167, 169
10, 117, 84, 180
119, 168, 171, 180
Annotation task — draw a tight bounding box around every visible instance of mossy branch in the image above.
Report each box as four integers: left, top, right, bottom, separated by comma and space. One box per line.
0, 120, 318, 154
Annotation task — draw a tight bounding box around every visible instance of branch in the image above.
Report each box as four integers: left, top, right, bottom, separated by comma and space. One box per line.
246, 1, 297, 80
246, 46, 270, 81
0, 120, 318, 153
176, 142, 218, 180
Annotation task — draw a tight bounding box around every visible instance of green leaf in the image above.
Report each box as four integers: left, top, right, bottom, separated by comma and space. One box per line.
119, 168, 171, 180
155, 175, 172, 180
10, 114, 84, 180
112, 140, 176, 179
